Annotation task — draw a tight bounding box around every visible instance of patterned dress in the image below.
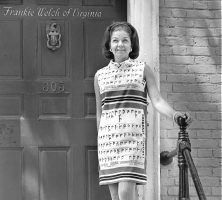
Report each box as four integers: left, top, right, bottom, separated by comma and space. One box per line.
95, 58, 148, 185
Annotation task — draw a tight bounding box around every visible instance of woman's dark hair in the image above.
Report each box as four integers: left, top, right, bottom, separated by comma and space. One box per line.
102, 21, 140, 60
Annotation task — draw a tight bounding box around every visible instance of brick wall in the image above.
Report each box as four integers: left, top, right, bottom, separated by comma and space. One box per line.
159, 0, 221, 199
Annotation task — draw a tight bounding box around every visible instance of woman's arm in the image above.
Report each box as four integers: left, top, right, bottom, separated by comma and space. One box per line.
94, 73, 102, 131
144, 64, 180, 120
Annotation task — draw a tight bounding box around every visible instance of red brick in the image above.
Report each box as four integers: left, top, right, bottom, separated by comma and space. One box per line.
212, 187, 222, 196
160, 27, 187, 36
160, 83, 173, 92
194, 74, 211, 82
160, 186, 168, 195
196, 168, 213, 176
163, 18, 194, 28
186, 28, 220, 37
168, 93, 212, 102
190, 120, 219, 129
210, 75, 222, 83
195, 56, 221, 64
214, 10, 222, 18
216, 66, 221, 73
161, 196, 178, 200
160, 8, 172, 17
193, 158, 220, 168
167, 74, 196, 82
207, 1, 222, 10
160, 46, 173, 54
212, 168, 221, 176
208, 197, 222, 200
194, 19, 221, 28
173, 83, 219, 93
215, 47, 221, 55
186, 47, 214, 56
160, 64, 189, 74
166, 56, 195, 64
160, 74, 167, 81
165, 1, 194, 9
197, 149, 213, 157
161, 178, 176, 186
191, 139, 219, 148
211, 112, 222, 120
159, 0, 165, 7
197, 130, 221, 139
192, 186, 212, 196
187, 10, 216, 18
172, 46, 187, 55
160, 120, 175, 129
168, 187, 178, 195
172, 9, 187, 17
208, 37, 221, 46
194, 37, 209, 47
196, 112, 212, 120
200, 177, 221, 186
213, 149, 222, 157
187, 65, 218, 73
193, 1, 208, 9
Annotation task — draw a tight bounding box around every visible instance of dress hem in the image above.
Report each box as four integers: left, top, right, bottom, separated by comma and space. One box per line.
99, 178, 147, 186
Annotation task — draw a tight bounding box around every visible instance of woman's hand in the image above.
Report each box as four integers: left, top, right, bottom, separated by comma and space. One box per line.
173, 112, 193, 126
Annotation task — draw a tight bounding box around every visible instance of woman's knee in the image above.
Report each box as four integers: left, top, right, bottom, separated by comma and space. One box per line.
118, 181, 136, 199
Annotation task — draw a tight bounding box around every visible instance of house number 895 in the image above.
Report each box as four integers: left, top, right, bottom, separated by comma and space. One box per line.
42, 81, 65, 93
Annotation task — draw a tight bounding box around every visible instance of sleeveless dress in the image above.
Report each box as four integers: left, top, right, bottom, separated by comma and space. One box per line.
95, 58, 148, 185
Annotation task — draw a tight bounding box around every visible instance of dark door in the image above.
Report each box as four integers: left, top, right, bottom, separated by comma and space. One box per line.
0, 1, 126, 200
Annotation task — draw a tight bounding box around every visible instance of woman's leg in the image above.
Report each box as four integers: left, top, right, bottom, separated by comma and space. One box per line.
135, 185, 139, 200
109, 183, 120, 200
118, 181, 139, 200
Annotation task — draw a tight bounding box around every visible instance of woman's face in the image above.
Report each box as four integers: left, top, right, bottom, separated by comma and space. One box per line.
110, 29, 132, 63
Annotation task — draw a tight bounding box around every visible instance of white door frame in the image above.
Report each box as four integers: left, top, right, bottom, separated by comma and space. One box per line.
127, 1, 160, 199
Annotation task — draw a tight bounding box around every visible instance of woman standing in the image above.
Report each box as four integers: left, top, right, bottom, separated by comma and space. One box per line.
94, 22, 191, 200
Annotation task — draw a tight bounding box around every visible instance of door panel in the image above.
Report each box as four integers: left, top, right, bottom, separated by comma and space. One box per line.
0, 20, 22, 78
0, 1, 126, 200
39, 147, 70, 200
0, 148, 23, 200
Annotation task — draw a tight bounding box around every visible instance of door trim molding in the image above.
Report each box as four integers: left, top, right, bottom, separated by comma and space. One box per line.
127, 0, 160, 199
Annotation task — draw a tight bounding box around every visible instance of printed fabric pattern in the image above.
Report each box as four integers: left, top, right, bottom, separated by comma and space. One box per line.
96, 58, 148, 185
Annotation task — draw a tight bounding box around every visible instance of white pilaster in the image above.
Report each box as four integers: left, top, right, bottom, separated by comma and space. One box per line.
127, 0, 160, 199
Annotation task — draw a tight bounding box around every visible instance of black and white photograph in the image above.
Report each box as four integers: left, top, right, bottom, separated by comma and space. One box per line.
0, 0, 221, 200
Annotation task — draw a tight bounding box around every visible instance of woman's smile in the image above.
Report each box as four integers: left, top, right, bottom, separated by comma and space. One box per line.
116, 49, 126, 53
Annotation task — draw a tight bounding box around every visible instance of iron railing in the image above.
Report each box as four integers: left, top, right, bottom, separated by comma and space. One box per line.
160, 117, 207, 200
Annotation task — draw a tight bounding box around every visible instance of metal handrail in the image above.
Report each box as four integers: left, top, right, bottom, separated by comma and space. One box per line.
160, 117, 207, 200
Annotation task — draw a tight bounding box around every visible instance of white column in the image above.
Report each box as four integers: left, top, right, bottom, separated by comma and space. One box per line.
127, 1, 160, 200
